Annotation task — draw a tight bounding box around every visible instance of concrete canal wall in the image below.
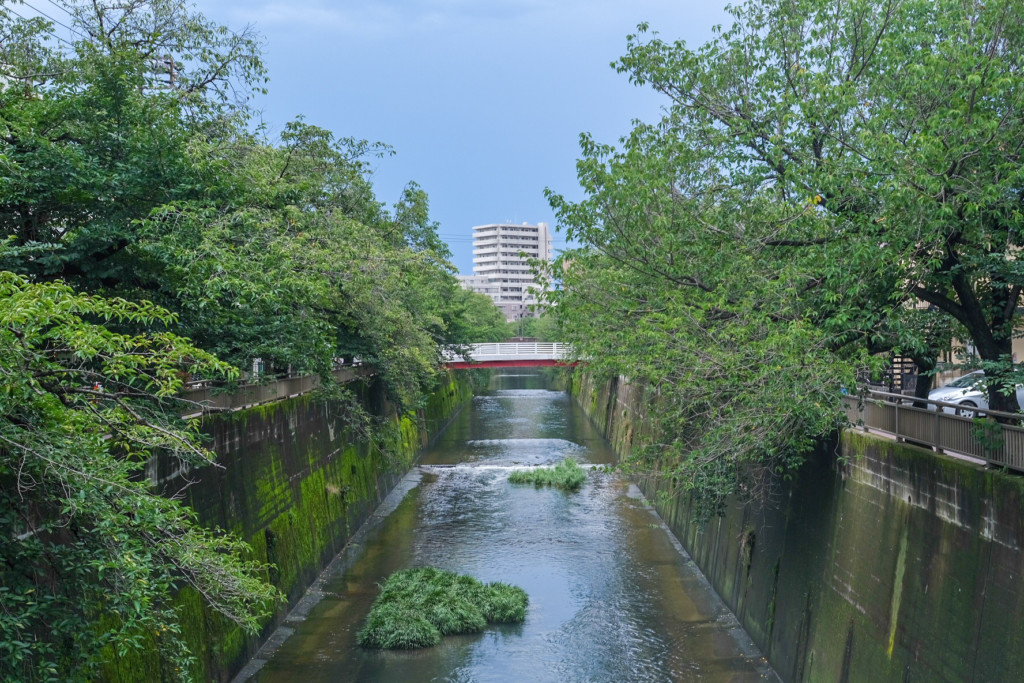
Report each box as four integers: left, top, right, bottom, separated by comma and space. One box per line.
570, 372, 1024, 682
104, 373, 473, 682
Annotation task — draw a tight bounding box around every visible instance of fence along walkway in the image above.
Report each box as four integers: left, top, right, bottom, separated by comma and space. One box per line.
180, 366, 373, 417
844, 390, 1024, 472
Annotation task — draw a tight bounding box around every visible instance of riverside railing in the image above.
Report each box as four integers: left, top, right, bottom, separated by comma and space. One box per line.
844, 389, 1024, 472
180, 365, 373, 417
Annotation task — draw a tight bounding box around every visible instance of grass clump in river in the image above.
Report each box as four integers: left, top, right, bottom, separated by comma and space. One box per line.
357, 567, 528, 649
508, 458, 587, 491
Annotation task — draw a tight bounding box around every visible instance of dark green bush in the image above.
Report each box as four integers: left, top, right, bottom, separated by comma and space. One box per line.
507, 458, 587, 491
357, 567, 528, 649
481, 582, 530, 623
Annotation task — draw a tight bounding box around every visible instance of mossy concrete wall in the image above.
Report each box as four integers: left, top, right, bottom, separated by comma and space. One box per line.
105, 373, 472, 682
571, 372, 1024, 682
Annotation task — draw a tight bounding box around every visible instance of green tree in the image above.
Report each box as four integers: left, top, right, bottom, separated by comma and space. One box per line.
0, 0, 265, 287
0, 1, 474, 677
0, 1, 470, 407
613, 0, 1024, 410
446, 289, 511, 343
133, 119, 450, 403
0, 271, 280, 681
513, 312, 560, 341
547, 0, 1024, 511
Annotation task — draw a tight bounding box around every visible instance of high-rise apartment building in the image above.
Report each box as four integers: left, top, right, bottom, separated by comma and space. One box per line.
458, 222, 553, 321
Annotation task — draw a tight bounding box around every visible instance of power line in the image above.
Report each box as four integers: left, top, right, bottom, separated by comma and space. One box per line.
22, 0, 85, 39
6, 6, 76, 48
39, 0, 76, 17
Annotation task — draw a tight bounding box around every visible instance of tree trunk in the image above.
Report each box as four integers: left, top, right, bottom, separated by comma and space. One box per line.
988, 375, 1019, 415
911, 355, 936, 409
980, 337, 1017, 417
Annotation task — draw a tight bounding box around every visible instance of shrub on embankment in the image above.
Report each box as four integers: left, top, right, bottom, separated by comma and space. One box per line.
357, 567, 528, 649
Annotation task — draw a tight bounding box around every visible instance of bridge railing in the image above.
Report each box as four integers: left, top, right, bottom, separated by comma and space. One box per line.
844, 389, 1024, 471
466, 342, 572, 357
441, 342, 576, 362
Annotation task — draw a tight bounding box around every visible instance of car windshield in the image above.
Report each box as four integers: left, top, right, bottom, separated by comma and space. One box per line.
947, 372, 983, 389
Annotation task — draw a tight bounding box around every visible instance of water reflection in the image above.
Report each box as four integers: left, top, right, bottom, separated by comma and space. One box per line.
250, 371, 771, 682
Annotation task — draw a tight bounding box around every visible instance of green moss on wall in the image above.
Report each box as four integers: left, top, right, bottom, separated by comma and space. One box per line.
106, 372, 473, 682
97, 623, 161, 682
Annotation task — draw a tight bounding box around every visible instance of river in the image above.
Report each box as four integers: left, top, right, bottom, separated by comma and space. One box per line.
245, 371, 775, 682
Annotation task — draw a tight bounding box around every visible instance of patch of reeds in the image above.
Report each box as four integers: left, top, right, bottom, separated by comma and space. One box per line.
507, 457, 587, 491
357, 567, 528, 649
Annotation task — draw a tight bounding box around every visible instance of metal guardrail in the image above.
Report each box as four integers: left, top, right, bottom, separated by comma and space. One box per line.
179, 366, 373, 417
844, 390, 1024, 472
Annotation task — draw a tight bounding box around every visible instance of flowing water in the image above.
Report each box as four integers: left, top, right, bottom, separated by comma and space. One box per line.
247, 372, 774, 682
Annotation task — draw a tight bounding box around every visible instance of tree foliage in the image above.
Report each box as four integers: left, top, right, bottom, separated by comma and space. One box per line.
546, 0, 1024, 513
445, 288, 511, 343
511, 312, 560, 341
0, 270, 280, 680
0, 1, 469, 404
0, 0, 483, 678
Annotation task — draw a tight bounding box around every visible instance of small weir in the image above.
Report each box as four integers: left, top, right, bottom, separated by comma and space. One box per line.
241, 372, 775, 682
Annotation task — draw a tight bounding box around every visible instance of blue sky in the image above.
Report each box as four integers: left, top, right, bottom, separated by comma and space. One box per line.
34, 0, 735, 273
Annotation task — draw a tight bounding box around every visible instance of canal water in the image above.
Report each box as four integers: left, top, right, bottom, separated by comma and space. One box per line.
246, 372, 774, 682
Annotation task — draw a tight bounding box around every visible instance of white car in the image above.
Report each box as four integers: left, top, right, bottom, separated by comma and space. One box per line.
927, 371, 1024, 414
